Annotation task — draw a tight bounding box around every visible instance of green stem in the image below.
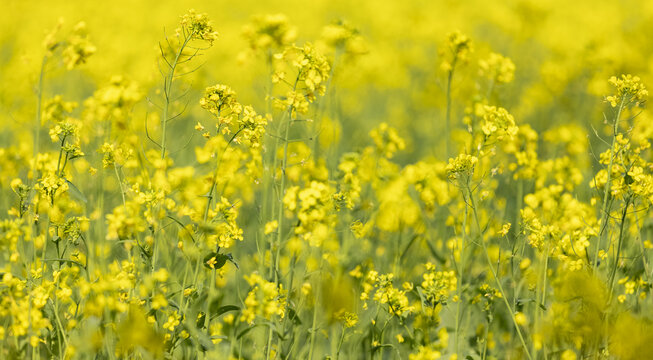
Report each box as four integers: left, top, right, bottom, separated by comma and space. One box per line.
455, 177, 469, 358
272, 73, 301, 282
307, 255, 324, 360
113, 164, 126, 206
466, 183, 533, 360
160, 33, 194, 160
481, 320, 489, 360
635, 210, 651, 282
608, 197, 631, 301
594, 97, 626, 272
445, 62, 456, 158
532, 242, 549, 359
33, 55, 47, 171
203, 126, 245, 222
205, 269, 216, 337
336, 327, 346, 360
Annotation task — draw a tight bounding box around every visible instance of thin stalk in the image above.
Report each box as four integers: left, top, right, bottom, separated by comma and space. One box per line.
113, 164, 126, 206
276, 255, 297, 355
204, 268, 216, 336
28, 56, 48, 360
515, 179, 523, 244
266, 325, 274, 359
635, 210, 651, 282
39, 137, 67, 284
454, 182, 469, 358
445, 61, 456, 158
532, 242, 549, 360
259, 50, 275, 280
272, 73, 301, 282
481, 320, 489, 360
51, 299, 68, 357
608, 197, 631, 301
33, 55, 47, 172
466, 183, 533, 360
203, 126, 245, 222
265, 72, 304, 359
160, 32, 194, 160
307, 256, 324, 360
594, 97, 626, 272
181, 255, 202, 317
272, 114, 291, 282
151, 32, 194, 281
336, 327, 346, 360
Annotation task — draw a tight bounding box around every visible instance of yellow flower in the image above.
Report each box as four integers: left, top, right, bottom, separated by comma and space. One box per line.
561, 349, 577, 360
409, 345, 442, 360
163, 312, 181, 331
499, 223, 511, 236
481, 105, 518, 139
338, 311, 358, 328
240, 272, 286, 324
446, 154, 478, 180
514, 312, 528, 326
151, 293, 168, 310
606, 74, 647, 108
420, 264, 457, 305
440, 30, 472, 72
178, 9, 219, 44
242, 13, 296, 52
206, 256, 217, 269
62, 22, 96, 70
479, 52, 515, 84
369, 123, 406, 159
264, 220, 278, 235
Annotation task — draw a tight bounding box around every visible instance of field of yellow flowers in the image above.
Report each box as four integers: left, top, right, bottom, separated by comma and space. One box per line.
2, 0, 653, 359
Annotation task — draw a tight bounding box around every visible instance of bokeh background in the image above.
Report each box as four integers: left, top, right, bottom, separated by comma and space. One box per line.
2, 0, 653, 162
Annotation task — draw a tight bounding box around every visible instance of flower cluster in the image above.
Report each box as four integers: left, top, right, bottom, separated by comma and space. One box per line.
178, 9, 219, 44
480, 105, 518, 139
284, 181, 336, 247
419, 263, 457, 306
440, 30, 473, 72
369, 122, 406, 159
240, 272, 286, 324
606, 74, 648, 108
320, 20, 367, 56
361, 271, 414, 317
199, 84, 267, 147
273, 43, 331, 113
57, 21, 96, 69
204, 196, 243, 249
242, 14, 296, 53
82, 76, 142, 130
479, 52, 515, 84
446, 154, 478, 181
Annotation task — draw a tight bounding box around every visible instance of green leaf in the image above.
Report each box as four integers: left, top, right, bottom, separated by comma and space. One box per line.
64, 178, 88, 203
196, 312, 206, 329
371, 344, 395, 353
237, 324, 264, 340
287, 307, 302, 325
202, 252, 238, 270
215, 305, 240, 317
202, 253, 228, 269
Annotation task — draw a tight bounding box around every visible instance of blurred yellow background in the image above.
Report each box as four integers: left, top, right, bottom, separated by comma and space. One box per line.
3, 0, 653, 151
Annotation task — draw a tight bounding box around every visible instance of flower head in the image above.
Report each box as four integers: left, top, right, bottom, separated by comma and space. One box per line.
178, 9, 219, 44
606, 74, 647, 108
